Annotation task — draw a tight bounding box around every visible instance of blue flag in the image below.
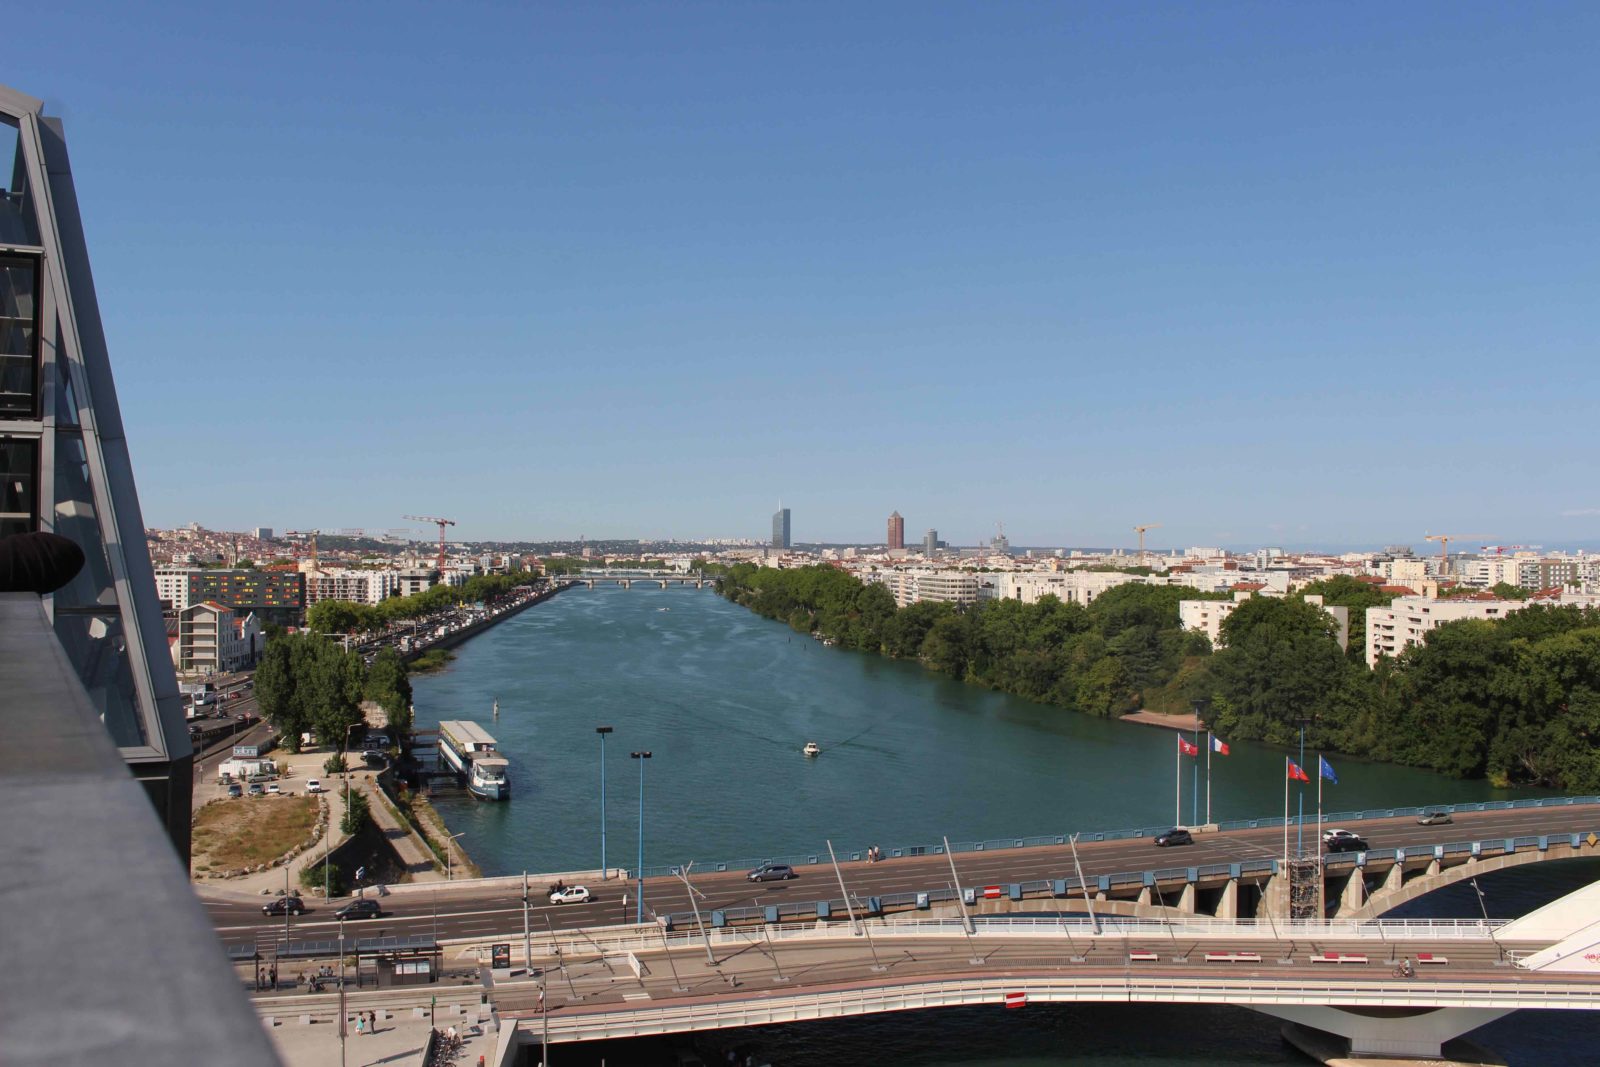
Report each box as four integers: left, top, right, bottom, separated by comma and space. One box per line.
1318, 756, 1338, 784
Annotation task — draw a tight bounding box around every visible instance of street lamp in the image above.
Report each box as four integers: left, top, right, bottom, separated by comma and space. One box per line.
630, 751, 652, 923
446, 832, 466, 880
328, 722, 361, 899
596, 727, 613, 879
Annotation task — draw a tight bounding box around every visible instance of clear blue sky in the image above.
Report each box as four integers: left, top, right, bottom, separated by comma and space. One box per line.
11, 3, 1599, 548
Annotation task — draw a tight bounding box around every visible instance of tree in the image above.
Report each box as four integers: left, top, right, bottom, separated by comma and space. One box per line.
364, 647, 414, 735
1209, 596, 1350, 747
341, 790, 371, 835
1298, 576, 1396, 664
306, 599, 375, 636
254, 634, 308, 752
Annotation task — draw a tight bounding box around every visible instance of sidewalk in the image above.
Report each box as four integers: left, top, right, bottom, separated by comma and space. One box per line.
263, 1006, 496, 1067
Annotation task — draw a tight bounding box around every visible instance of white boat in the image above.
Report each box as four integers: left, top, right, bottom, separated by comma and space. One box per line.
438, 720, 510, 800
803, 741, 821, 757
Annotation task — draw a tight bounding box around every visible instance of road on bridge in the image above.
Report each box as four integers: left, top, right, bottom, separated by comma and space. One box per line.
203, 803, 1600, 947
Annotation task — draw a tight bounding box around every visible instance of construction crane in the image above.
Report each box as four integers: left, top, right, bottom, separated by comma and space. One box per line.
1481, 544, 1541, 556
404, 515, 457, 574
1424, 533, 1490, 569
1134, 523, 1162, 564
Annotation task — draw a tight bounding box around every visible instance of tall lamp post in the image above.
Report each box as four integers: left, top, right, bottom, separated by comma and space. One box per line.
328, 723, 361, 899
596, 726, 614, 879
446, 832, 466, 881
630, 751, 652, 923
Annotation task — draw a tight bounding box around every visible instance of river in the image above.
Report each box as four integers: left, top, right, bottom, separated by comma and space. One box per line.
410, 585, 1596, 1066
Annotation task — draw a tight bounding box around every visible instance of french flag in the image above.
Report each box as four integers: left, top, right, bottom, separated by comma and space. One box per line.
1210, 734, 1229, 756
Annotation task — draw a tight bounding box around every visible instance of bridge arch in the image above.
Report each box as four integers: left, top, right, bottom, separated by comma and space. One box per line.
1347, 849, 1597, 920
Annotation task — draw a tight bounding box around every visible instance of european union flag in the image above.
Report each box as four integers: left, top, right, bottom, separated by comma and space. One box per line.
1318, 756, 1338, 784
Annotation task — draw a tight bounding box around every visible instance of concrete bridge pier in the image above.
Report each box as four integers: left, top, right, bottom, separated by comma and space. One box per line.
1257, 1005, 1512, 1062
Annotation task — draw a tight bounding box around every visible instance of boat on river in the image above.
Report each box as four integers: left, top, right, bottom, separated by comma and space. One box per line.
803, 741, 821, 757
438, 720, 510, 800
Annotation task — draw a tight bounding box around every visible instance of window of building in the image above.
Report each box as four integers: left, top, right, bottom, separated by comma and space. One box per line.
0, 254, 39, 417
0, 435, 37, 537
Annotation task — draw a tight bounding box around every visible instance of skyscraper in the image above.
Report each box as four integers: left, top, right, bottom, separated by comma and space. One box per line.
0, 84, 191, 859
924, 529, 939, 556
772, 507, 791, 549
887, 511, 904, 549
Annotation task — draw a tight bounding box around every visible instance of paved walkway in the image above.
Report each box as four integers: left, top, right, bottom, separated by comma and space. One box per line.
1120, 709, 1202, 732
264, 1009, 495, 1067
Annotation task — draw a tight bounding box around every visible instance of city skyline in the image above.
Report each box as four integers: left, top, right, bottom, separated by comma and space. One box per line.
8, 6, 1600, 546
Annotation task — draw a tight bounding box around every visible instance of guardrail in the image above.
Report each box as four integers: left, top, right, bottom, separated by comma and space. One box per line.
466, 914, 1516, 962
501, 972, 1600, 1042
631, 796, 1600, 880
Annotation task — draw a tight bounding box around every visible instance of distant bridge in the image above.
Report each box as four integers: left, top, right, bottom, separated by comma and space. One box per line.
558, 572, 714, 590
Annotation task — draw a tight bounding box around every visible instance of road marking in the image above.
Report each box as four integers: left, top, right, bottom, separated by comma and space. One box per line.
622, 992, 652, 1001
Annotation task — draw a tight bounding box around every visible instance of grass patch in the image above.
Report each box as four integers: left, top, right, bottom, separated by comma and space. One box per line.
192, 796, 320, 871
408, 648, 456, 674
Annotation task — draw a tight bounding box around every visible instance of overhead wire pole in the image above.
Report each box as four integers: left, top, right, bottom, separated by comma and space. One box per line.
670, 861, 717, 966
825, 840, 862, 936
1068, 833, 1100, 935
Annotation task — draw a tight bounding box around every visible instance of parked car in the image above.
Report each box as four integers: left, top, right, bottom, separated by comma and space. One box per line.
549, 885, 593, 905
1153, 828, 1194, 847
306, 779, 323, 794
335, 899, 382, 920
1417, 811, 1453, 826
747, 863, 797, 882
226, 783, 243, 798
262, 895, 305, 916
246, 783, 264, 796
266, 783, 281, 795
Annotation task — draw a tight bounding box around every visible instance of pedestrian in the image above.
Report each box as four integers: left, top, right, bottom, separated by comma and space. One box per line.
355, 1014, 365, 1037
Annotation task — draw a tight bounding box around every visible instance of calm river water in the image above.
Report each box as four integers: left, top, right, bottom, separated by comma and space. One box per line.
411, 586, 1596, 1066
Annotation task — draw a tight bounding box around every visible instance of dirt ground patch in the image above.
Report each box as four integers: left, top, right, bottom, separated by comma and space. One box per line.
192, 796, 321, 872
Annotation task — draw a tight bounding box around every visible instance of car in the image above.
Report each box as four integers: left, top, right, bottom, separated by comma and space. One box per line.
306, 779, 323, 794
1153, 828, 1194, 847
335, 899, 382, 920
226, 783, 243, 798
1323, 829, 1369, 853
362, 750, 385, 767
549, 885, 592, 905
747, 863, 797, 882
262, 896, 305, 916
246, 783, 264, 796
266, 783, 281, 795
1417, 811, 1453, 826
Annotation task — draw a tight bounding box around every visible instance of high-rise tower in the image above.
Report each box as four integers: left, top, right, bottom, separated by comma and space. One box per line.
772, 506, 791, 549
887, 511, 904, 549
924, 529, 939, 556
0, 85, 191, 860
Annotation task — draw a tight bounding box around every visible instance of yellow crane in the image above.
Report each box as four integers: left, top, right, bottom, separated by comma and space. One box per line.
1423, 533, 1491, 570
1134, 523, 1162, 564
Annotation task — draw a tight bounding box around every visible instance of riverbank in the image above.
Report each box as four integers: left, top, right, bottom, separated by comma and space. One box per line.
399, 581, 569, 666
1121, 709, 1202, 732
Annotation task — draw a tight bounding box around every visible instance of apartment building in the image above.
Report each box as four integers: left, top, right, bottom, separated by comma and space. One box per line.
982, 570, 1145, 606
1180, 591, 1348, 651
305, 568, 399, 606
1365, 596, 1524, 667
877, 569, 980, 608
175, 601, 262, 673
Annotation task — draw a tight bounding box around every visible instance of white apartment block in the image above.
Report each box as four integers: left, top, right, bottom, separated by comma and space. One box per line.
878, 569, 981, 608
1365, 596, 1524, 667
305, 568, 400, 606
1381, 559, 1431, 585
1178, 592, 1348, 651
175, 601, 262, 673
154, 565, 197, 613
982, 570, 1145, 606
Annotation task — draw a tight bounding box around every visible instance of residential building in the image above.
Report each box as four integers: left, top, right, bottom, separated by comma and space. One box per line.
176, 601, 262, 673
772, 507, 791, 549
154, 565, 196, 613
879, 569, 980, 608
984, 570, 1144, 606
887, 511, 904, 550
0, 85, 192, 859
1179, 591, 1348, 651
396, 568, 440, 597
1365, 596, 1526, 667
305, 568, 397, 606
253, 527, 273, 540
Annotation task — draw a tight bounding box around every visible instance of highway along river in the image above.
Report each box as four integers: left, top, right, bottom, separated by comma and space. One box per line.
411, 585, 1538, 878
410, 586, 1593, 1067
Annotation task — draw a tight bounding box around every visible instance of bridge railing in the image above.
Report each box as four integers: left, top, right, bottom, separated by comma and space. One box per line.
635, 795, 1600, 881
487, 914, 1516, 963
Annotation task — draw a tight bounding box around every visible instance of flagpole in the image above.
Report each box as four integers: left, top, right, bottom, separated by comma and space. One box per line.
1282, 757, 1290, 876
1206, 733, 1212, 827
1191, 726, 1200, 827
1175, 734, 1181, 828
1318, 753, 1325, 923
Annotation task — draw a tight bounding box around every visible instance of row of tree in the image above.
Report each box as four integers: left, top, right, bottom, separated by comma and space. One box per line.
303, 571, 538, 635
717, 565, 1600, 792
254, 638, 413, 753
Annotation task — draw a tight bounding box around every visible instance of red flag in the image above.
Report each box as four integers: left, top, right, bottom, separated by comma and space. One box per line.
1287, 760, 1310, 782
1178, 737, 1199, 756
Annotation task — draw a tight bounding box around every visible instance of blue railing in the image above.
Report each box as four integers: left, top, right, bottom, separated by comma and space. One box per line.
641, 794, 1600, 880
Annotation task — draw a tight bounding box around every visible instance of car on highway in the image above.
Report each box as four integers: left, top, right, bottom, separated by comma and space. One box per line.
1417, 811, 1453, 826
306, 779, 323, 794
1153, 828, 1194, 847
262, 895, 305, 916
747, 863, 797, 882
335, 899, 382, 920
549, 885, 593, 905
1323, 828, 1368, 852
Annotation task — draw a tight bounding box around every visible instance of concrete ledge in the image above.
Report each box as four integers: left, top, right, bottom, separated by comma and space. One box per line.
1280, 1022, 1507, 1066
